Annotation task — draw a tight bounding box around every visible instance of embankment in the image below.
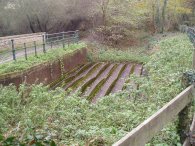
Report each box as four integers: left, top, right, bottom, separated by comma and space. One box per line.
0, 48, 87, 87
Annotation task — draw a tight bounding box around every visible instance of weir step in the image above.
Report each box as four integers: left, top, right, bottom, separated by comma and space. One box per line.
111, 63, 133, 93
54, 62, 143, 102
63, 63, 100, 90
92, 63, 125, 103
84, 63, 115, 97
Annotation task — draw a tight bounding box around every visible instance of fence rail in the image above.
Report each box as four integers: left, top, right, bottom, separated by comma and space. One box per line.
113, 27, 195, 146
0, 31, 79, 64
113, 86, 194, 146
188, 27, 195, 69
188, 27, 195, 46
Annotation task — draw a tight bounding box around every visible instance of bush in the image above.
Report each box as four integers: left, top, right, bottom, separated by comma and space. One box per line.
93, 26, 133, 46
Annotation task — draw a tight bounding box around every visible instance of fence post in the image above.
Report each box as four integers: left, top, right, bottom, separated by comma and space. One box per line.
11, 39, 16, 61
62, 40, 65, 49
24, 43, 27, 60
44, 32, 47, 43
177, 68, 195, 144
42, 34, 46, 53
34, 41, 37, 57
51, 42, 53, 49
62, 31, 65, 48
68, 36, 70, 46
75, 30, 79, 44
46, 33, 48, 40
62, 32, 64, 39
177, 103, 192, 144
193, 42, 195, 70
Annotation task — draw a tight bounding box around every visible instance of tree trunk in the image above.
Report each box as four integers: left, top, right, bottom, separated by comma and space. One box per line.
152, 4, 156, 32
101, 0, 110, 27
26, 15, 36, 33
155, 0, 161, 33
161, 0, 168, 33
35, 15, 43, 32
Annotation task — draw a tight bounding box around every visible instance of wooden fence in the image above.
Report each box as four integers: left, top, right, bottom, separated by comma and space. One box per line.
113, 27, 195, 146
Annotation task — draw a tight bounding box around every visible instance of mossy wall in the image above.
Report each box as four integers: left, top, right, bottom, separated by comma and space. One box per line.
0, 48, 87, 87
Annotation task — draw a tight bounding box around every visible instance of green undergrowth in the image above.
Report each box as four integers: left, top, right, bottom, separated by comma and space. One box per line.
129, 33, 194, 145
0, 43, 86, 75
0, 33, 194, 145
87, 44, 150, 64
0, 84, 152, 145
97, 49, 149, 63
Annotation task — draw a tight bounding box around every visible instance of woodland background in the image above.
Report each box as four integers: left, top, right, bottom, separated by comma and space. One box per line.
0, 0, 195, 45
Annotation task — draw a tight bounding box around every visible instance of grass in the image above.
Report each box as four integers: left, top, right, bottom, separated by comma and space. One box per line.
0, 41, 43, 53
0, 33, 194, 145
0, 48, 10, 54
97, 49, 149, 63
87, 43, 150, 64
0, 43, 86, 75
133, 33, 194, 145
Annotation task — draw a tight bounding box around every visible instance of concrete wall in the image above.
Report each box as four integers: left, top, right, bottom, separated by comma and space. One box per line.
0, 48, 87, 87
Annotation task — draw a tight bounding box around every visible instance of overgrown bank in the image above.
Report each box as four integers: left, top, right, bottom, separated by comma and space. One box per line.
135, 34, 193, 145
0, 34, 194, 145
0, 43, 85, 75
87, 43, 150, 64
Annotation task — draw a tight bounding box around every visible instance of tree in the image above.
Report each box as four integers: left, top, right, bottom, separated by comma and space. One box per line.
0, 0, 94, 36
161, 0, 168, 33
0, 0, 193, 37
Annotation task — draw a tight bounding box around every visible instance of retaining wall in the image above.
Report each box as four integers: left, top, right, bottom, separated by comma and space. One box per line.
0, 48, 87, 87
